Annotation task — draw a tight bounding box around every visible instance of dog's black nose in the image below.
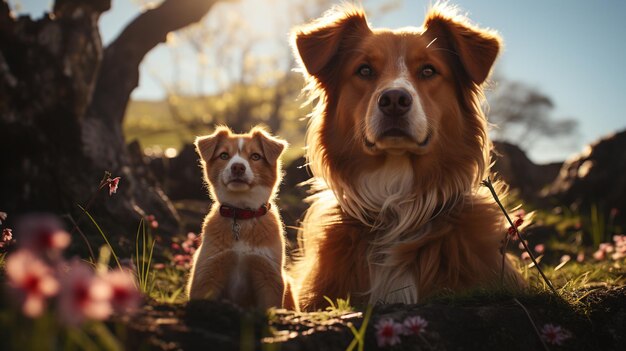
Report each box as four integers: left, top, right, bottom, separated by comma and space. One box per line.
378, 89, 412, 117
231, 163, 246, 177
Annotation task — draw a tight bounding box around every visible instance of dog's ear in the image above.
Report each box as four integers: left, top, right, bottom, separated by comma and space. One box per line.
292, 6, 371, 76
195, 126, 231, 162
423, 5, 501, 85
251, 128, 287, 166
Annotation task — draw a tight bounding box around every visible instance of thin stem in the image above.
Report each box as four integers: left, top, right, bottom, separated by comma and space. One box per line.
501, 234, 511, 285
69, 171, 112, 236
64, 214, 96, 262
78, 205, 122, 271
135, 219, 142, 290
482, 177, 558, 295
513, 298, 550, 351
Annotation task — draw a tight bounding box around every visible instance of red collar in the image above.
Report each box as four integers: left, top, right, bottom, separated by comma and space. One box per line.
219, 203, 271, 220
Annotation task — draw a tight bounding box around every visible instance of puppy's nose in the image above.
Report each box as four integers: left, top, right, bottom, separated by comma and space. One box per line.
231, 163, 246, 177
378, 89, 412, 117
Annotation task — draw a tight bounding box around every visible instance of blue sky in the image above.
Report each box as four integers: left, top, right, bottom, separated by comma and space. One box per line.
11, 0, 626, 163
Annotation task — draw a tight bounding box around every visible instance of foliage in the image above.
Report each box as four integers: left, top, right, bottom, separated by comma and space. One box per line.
124, 73, 309, 163
487, 78, 578, 149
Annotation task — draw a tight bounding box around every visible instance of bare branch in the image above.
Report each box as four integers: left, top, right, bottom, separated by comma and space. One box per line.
89, 0, 225, 124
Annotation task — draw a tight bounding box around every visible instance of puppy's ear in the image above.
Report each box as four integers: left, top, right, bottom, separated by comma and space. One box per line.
195, 126, 231, 162
292, 6, 371, 76
423, 5, 502, 85
252, 128, 287, 166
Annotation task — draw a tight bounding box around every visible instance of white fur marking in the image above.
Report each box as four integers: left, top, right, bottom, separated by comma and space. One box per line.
232, 241, 276, 261
215, 185, 272, 209
222, 153, 254, 183
227, 241, 279, 298
366, 55, 429, 143
238, 138, 244, 151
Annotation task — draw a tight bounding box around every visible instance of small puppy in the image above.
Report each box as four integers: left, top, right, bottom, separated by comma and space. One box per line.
187, 126, 290, 309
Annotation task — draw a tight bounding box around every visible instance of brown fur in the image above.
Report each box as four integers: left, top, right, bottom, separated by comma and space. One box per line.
291, 4, 526, 310
187, 126, 294, 309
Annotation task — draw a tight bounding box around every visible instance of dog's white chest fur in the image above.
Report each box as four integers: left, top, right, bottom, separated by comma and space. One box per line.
358, 155, 414, 208
227, 241, 277, 294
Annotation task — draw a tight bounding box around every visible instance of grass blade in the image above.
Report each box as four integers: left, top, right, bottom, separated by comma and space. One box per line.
78, 205, 122, 271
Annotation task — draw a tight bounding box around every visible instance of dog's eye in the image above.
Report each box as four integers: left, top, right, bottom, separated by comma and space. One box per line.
219, 152, 229, 160
420, 65, 437, 79
356, 64, 374, 78
250, 153, 262, 161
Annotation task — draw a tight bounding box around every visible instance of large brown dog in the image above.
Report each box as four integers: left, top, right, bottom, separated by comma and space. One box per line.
291, 4, 525, 310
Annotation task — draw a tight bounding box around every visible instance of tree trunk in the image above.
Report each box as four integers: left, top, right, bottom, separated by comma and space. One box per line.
0, 0, 222, 253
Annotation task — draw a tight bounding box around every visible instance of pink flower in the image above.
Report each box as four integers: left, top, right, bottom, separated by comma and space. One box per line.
153, 263, 166, 270
577, 252, 585, 263
5, 250, 59, 317
506, 211, 526, 238
0, 211, 7, 224
403, 315, 428, 335
173, 254, 192, 268
518, 240, 529, 250
599, 243, 614, 253
593, 249, 606, 261
171, 242, 181, 251
611, 251, 625, 260
181, 232, 199, 254
610, 208, 619, 218
58, 260, 113, 325
144, 215, 158, 229
0, 228, 13, 249
375, 318, 403, 347
2, 228, 12, 241
540, 323, 572, 345
614, 235, 625, 251
534, 244, 545, 254
103, 269, 141, 314
521, 251, 531, 261
16, 215, 70, 254
182, 239, 197, 255
108, 177, 121, 196
507, 226, 518, 239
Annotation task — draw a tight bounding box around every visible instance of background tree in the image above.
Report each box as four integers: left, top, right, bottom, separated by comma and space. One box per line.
125, 0, 402, 156
487, 78, 579, 151
0, 0, 228, 249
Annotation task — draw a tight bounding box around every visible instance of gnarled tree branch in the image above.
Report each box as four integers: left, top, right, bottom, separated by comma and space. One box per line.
90, 0, 225, 125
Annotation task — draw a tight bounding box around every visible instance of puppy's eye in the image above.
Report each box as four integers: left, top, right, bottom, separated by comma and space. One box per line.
420, 65, 437, 79
250, 153, 262, 161
219, 152, 229, 160
356, 64, 374, 78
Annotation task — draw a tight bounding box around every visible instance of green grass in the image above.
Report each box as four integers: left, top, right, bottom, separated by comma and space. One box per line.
124, 95, 308, 165
135, 219, 157, 295
151, 266, 188, 304
2, 165, 624, 349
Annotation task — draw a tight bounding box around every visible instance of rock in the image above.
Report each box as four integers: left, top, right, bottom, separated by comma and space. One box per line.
121, 287, 626, 350
149, 144, 206, 201
545, 130, 626, 224
491, 141, 562, 201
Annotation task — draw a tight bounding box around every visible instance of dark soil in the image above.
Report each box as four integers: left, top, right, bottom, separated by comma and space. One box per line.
123, 286, 626, 351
